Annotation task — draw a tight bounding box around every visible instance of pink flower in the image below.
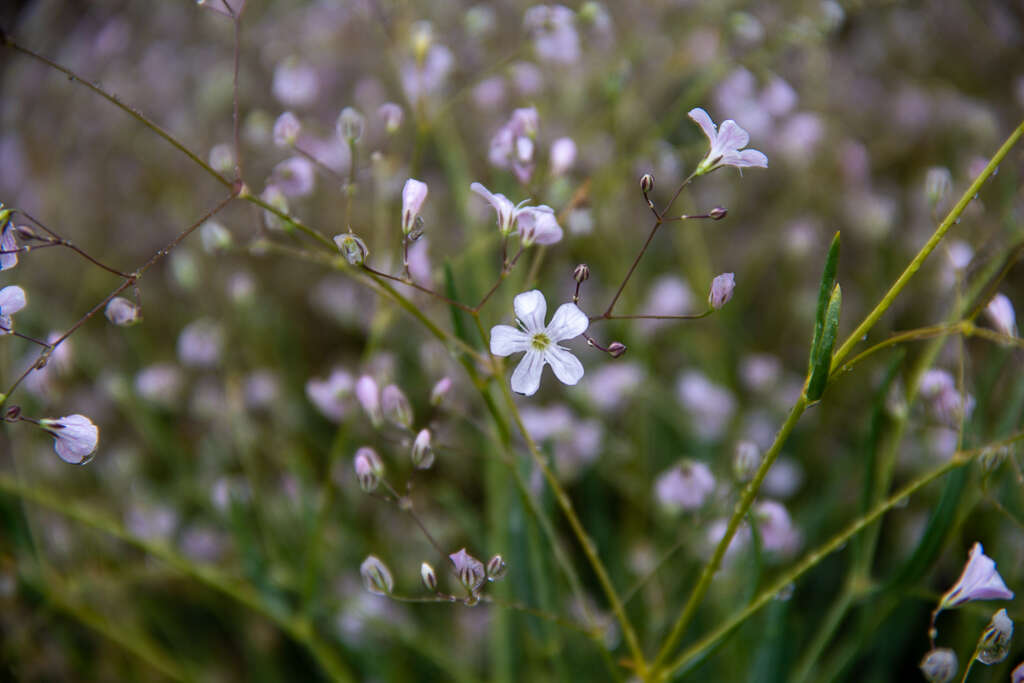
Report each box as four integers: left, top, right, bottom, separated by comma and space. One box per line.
689, 108, 768, 175
470, 183, 563, 245
40, 414, 99, 464
939, 542, 1014, 610
655, 460, 715, 511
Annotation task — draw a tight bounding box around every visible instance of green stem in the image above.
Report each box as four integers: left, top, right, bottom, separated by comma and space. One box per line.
830, 119, 1024, 371
0, 473, 353, 683
651, 396, 808, 675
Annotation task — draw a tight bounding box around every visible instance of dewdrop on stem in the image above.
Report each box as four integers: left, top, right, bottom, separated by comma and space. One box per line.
976, 608, 1013, 665
104, 297, 140, 326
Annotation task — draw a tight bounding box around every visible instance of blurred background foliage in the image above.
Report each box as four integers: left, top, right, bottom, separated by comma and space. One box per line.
1, 0, 1023, 681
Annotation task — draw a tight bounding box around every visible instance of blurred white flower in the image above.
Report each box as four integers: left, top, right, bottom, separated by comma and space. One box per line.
377, 102, 403, 133
489, 290, 588, 396
984, 293, 1017, 338
655, 460, 715, 511
524, 5, 580, 64
359, 555, 393, 595
489, 107, 540, 182
272, 57, 319, 108
104, 296, 139, 327
272, 157, 315, 197
584, 362, 643, 412
306, 369, 353, 423
177, 319, 223, 368
754, 500, 801, 556
40, 414, 99, 464
355, 375, 382, 426
272, 111, 301, 148
243, 370, 279, 411
677, 371, 736, 440
400, 44, 453, 103
0, 285, 26, 334
689, 108, 768, 175
135, 363, 184, 405
549, 137, 577, 175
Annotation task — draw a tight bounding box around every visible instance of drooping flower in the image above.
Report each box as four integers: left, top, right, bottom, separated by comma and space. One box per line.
489, 289, 588, 396
39, 414, 99, 464
938, 542, 1014, 610
0, 285, 27, 334
470, 183, 563, 245
378, 102, 403, 133
353, 447, 383, 492
411, 428, 434, 469
272, 111, 301, 148
401, 179, 428, 235
355, 375, 382, 426
689, 107, 768, 175
489, 107, 540, 182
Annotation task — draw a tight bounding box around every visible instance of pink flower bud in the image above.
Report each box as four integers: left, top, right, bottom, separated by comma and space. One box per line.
401, 179, 429, 235
708, 272, 736, 310
449, 548, 485, 595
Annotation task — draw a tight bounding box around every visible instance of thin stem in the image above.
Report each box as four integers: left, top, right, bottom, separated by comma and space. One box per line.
590, 311, 713, 323
652, 395, 808, 674
831, 322, 967, 377
830, 119, 1024, 371
17, 210, 131, 277
360, 265, 475, 312
2, 38, 231, 190
241, 191, 335, 250
959, 649, 979, 683
231, 11, 244, 181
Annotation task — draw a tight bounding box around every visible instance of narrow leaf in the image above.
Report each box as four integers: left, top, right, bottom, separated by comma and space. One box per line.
805, 283, 842, 402
807, 232, 841, 375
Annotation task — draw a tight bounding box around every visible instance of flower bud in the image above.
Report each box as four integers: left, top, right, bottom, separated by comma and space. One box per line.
640, 173, 654, 194
354, 447, 383, 492
573, 263, 590, 283
920, 648, 957, 683
976, 608, 1013, 665
355, 375, 382, 427
337, 107, 365, 143
979, 444, 1011, 474
449, 548, 485, 595
420, 562, 438, 591
14, 224, 39, 241
334, 233, 369, 266
401, 178, 429, 235
261, 185, 290, 231
984, 293, 1017, 338
486, 554, 507, 581
378, 102, 403, 133
382, 384, 413, 429
105, 297, 141, 326
360, 555, 394, 595
430, 377, 452, 406
709, 206, 728, 220
708, 272, 736, 310
607, 342, 627, 358
733, 440, 760, 481
411, 428, 434, 469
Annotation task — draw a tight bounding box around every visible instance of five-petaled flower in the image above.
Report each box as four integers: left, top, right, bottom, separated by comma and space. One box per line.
689, 107, 768, 175
489, 289, 588, 396
938, 542, 1014, 610
40, 414, 99, 464
470, 183, 563, 245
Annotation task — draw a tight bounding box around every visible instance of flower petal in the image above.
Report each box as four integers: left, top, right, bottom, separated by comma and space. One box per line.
688, 107, 718, 143
510, 350, 545, 396
734, 148, 768, 168
513, 289, 547, 333
517, 206, 563, 245
545, 302, 588, 342
0, 225, 17, 271
0, 285, 27, 315
545, 346, 584, 386
490, 324, 530, 356
716, 120, 751, 153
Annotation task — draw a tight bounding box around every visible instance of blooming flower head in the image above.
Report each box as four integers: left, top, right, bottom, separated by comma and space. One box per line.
470, 183, 563, 245
689, 107, 768, 175
920, 648, 957, 683
271, 157, 315, 197
0, 285, 27, 334
938, 542, 1014, 610
401, 178, 428, 235
40, 414, 99, 464
489, 290, 588, 396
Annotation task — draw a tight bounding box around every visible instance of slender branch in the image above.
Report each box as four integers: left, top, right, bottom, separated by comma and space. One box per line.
590, 311, 713, 323
231, 11, 244, 181
16, 210, 132, 277
361, 265, 475, 312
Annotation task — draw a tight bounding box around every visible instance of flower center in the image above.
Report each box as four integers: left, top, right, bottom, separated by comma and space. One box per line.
530, 333, 551, 351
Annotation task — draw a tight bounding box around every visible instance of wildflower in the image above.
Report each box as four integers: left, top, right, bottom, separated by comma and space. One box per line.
754, 500, 801, 555
470, 183, 563, 245
334, 233, 369, 266
549, 137, 577, 176
421, 562, 438, 591
677, 370, 736, 440
177, 319, 223, 368
919, 648, 957, 683
381, 384, 413, 429
430, 377, 452, 406
1, 219, 18, 271
135, 363, 184, 405
355, 375, 382, 426
708, 272, 736, 309
0, 285, 27, 334
360, 555, 394, 595
976, 608, 1013, 665
40, 414, 99, 464
411, 428, 434, 469
733, 441, 761, 481
400, 42, 453, 103
938, 542, 1014, 610
200, 220, 232, 252
378, 102, 403, 133
655, 460, 715, 511
401, 179, 428, 235
272, 111, 301, 148
260, 184, 290, 231
449, 548, 486, 594
354, 447, 383, 492
985, 293, 1017, 338
524, 4, 580, 64
336, 107, 365, 143
689, 107, 768, 175
305, 369, 354, 423
271, 157, 315, 197
104, 296, 139, 326
486, 555, 507, 580
272, 56, 319, 108
489, 289, 588, 396
488, 107, 540, 181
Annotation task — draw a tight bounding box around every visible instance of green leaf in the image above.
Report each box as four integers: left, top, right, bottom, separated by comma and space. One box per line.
807, 232, 840, 376
805, 283, 842, 402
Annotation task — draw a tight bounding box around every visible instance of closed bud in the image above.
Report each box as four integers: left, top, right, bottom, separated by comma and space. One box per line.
449, 548, 485, 595
355, 375, 383, 427
920, 648, 957, 683
979, 444, 1011, 474
573, 263, 590, 283
733, 440, 761, 481
360, 555, 394, 595
382, 384, 413, 429
420, 562, 438, 591
105, 297, 141, 326
640, 173, 654, 194
608, 342, 627, 358
486, 554, 507, 581
976, 608, 1013, 665
709, 206, 728, 220
354, 447, 383, 492
14, 224, 39, 241
708, 272, 736, 310
334, 233, 369, 266
430, 377, 452, 406
411, 428, 434, 469
337, 107, 365, 142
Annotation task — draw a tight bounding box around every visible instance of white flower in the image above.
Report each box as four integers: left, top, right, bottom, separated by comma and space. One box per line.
489, 289, 588, 396
272, 111, 301, 148
985, 293, 1017, 338
655, 460, 716, 511
0, 285, 27, 334
401, 178, 428, 235
549, 136, 577, 175
40, 414, 99, 464
939, 542, 1014, 609
470, 183, 563, 245
708, 272, 736, 309
305, 369, 354, 423
689, 107, 768, 175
